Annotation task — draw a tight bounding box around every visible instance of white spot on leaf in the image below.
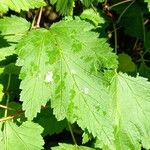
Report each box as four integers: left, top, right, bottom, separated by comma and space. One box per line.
83, 87, 89, 95
71, 69, 76, 75
44, 71, 53, 83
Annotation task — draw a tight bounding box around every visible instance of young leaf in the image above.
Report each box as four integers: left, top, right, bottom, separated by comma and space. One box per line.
49, 0, 74, 15
51, 143, 95, 150
0, 121, 44, 150
0, 0, 46, 13
0, 16, 30, 61
109, 72, 150, 149
118, 53, 136, 73
80, 8, 105, 27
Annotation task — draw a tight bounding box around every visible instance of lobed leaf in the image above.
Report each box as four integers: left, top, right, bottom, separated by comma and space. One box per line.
49, 0, 74, 15
16, 29, 56, 120
109, 72, 150, 149
0, 121, 44, 150
0, 0, 46, 13
16, 18, 117, 146
80, 8, 105, 27
0, 16, 30, 61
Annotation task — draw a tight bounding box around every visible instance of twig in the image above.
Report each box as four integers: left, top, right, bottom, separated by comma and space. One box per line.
0, 104, 15, 111
116, 0, 135, 23
110, 0, 133, 9
0, 111, 24, 122
0, 105, 50, 122
4, 74, 11, 118
36, 7, 43, 27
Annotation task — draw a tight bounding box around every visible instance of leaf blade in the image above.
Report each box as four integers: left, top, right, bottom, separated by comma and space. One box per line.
0, 16, 30, 61
0, 0, 46, 13
52, 143, 95, 150
0, 121, 44, 150
109, 73, 150, 149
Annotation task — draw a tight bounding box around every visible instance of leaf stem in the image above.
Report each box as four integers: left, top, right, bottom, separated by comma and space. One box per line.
4, 74, 11, 118
6, 74, 11, 92
67, 121, 77, 145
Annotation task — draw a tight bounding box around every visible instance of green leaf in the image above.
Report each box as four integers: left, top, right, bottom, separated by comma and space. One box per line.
97, 0, 103, 2
113, 1, 147, 39
0, 3, 8, 13
50, 0, 57, 4
19, 76, 52, 120
118, 53, 136, 73
6, 102, 22, 117
49, 0, 74, 15
49, 20, 117, 148
0, 16, 30, 61
139, 62, 150, 80
0, 121, 44, 150
80, 8, 105, 26
51, 143, 95, 150
82, 132, 92, 144
0, 0, 46, 13
34, 108, 67, 136
0, 102, 22, 121
0, 68, 4, 101
81, 0, 94, 7
16, 29, 53, 120
0, 16, 30, 34
109, 72, 150, 149
145, 31, 150, 50
0, 64, 20, 101
0, 84, 3, 101
145, 0, 150, 11
16, 18, 117, 146
3, 63, 20, 75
